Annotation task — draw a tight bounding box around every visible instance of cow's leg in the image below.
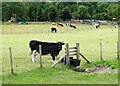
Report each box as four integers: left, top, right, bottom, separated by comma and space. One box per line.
51, 54, 56, 63
31, 50, 37, 62
95, 25, 97, 29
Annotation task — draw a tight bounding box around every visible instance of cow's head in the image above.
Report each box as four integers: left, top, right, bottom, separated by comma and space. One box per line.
57, 42, 65, 50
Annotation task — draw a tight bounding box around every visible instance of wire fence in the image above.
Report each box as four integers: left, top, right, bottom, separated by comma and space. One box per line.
2, 42, 119, 75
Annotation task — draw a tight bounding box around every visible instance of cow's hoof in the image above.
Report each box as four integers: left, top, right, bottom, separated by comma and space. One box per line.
32, 58, 35, 62
53, 61, 56, 64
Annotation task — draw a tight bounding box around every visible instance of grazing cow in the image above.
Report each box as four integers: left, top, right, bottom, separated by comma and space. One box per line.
51, 27, 57, 33
114, 25, 118, 28
58, 23, 64, 27
69, 24, 76, 29
66, 23, 68, 26
57, 23, 64, 27
94, 23, 100, 28
66, 23, 70, 26
29, 40, 65, 63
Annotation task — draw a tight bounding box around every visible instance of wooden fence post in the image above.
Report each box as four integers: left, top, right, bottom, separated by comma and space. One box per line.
9, 47, 14, 74
76, 43, 80, 60
100, 42, 103, 61
117, 42, 119, 59
39, 45, 42, 68
65, 43, 69, 65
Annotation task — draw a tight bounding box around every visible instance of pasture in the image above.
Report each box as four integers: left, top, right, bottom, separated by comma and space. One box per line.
1, 22, 119, 84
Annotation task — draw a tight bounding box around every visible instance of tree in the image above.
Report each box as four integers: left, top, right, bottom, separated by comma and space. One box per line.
78, 5, 88, 19
88, 5, 95, 18
96, 2, 108, 13
106, 3, 118, 20
2, 2, 29, 21
60, 7, 72, 21
2, 2, 12, 21
47, 5, 57, 21
118, 3, 120, 24
28, 3, 38, 21
2, 2, 117, 22
71, 12, 79, 19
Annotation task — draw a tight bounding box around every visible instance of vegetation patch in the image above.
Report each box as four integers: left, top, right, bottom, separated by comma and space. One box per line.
73, 64, 119, 74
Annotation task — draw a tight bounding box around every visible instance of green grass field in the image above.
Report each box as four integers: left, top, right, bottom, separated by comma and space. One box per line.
1, 22, 119, 84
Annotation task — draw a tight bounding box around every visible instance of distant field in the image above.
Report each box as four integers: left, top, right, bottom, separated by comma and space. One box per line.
1, 22, 119, 84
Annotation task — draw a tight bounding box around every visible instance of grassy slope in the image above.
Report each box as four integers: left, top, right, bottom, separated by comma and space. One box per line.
1, 23, 119, 84
2, 65, 118, 84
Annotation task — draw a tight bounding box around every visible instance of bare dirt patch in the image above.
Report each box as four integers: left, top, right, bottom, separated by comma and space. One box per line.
74, 64, 119, 74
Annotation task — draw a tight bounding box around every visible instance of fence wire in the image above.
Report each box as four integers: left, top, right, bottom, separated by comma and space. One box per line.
2, 42, 119, 75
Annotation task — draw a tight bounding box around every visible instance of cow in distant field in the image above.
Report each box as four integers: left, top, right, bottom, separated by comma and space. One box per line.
57, 23, 64, 27
114, 25, 118, 28
69, 24, 76, 29
94, 23, 100, 28
66, 23, 70, 26
51, 27, 57, 33
29, 40, 65, 63
58, 23, 64, 27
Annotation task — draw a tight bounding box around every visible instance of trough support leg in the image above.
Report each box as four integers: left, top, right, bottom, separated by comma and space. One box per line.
79, 53, 90, 63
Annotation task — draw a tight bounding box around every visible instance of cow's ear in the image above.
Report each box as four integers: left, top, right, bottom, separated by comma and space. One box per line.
62, 42, 65, 45
61, 41, 65, 45
58, 41, 65, 45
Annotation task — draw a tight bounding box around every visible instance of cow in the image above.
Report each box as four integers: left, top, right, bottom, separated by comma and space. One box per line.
51, 27, 57, 33
58, 23, 64, 27
114, 25, 118, 28
66, 23, 70, 26
94, 23, 100, 28
69, 24, 76, 29
57, 23, 64, 27
29, 40, 65, 63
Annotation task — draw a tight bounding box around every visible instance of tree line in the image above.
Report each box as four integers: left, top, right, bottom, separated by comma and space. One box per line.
2, 2, 118, 22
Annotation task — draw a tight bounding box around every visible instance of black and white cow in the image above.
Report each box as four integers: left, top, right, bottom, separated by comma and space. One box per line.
57, 23, 64, 27
114, 25, 118, 28
51, 27, 57, 33
58, 23, 64, 27
94, 23, 100, 28
69, 24, 76, 29
29, 40, 65, 63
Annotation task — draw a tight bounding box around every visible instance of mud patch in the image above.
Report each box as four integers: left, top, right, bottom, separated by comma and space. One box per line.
74, 64, 119, 74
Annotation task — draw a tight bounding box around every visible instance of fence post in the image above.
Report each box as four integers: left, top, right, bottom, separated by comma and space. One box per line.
100, 42, 103, 61
39, 45, 42, 68
117, 42, 119, 59
9, 47, 14, 74
65, 43, 69, 65
76, 43, 80, 60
